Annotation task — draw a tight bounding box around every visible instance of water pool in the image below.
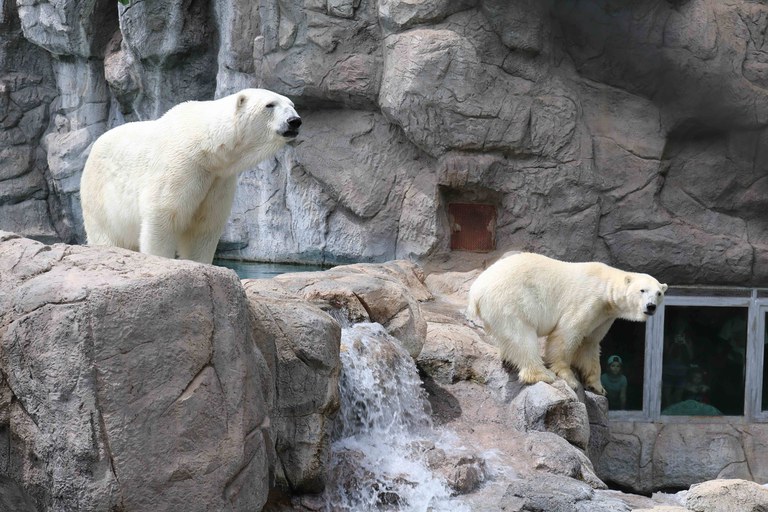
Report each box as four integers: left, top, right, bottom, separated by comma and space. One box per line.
213, 259, 329, 279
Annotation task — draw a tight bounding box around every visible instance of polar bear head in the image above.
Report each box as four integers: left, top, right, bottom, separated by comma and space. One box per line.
235, 88, 301, 141
621, 273, 668, 322
205, 88, 302, 174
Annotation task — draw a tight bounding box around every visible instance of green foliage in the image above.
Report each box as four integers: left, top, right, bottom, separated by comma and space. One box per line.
117, 0, 129, 5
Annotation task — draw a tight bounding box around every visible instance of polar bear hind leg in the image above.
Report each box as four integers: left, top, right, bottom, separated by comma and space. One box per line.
492, 318, 556, 384
139, 217, 178, 259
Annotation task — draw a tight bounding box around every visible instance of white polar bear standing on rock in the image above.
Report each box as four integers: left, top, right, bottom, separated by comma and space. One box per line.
80, 88, 301, 264
467, 252, 667, 394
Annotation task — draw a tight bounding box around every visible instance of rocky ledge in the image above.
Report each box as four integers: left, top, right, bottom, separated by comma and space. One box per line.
1, 232, 766, 512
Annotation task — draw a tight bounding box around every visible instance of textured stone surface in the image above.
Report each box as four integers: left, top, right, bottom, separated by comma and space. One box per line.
273, 260, 430, 357
0, 1, 60, 243
0, 232, 273, 511
509, 381, 592, 452
4, 233, 764, 510
243, 279, 341, 493
686, 479, 768, 512
598, 421, 765, 495
501, 473, 601, 512
2, 1, 768, 285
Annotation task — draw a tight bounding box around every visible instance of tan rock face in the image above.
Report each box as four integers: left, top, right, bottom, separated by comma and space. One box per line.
0, 232, 272, 511
4, 234, 765, 510
274, 260, 431, 357
243, 278, 341, 493
686, 479, 768, 512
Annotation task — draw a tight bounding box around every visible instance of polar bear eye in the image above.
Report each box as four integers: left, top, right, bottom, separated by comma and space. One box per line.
640, 289, 646, 293
266, 102, 276, 108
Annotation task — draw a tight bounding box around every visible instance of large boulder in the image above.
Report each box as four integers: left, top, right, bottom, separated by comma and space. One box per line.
0, 232, 273, 511
243, 279, 341, 493
274, 260, 431, 358
509, 381, 591, 452
685, 479, 768, 512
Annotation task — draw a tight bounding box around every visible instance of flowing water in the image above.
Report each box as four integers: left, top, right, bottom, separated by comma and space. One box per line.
325, 323, 472, 512
220, 263, 483, 510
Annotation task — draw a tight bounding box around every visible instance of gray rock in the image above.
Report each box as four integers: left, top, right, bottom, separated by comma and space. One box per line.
243, 279, 341, 493
423, 443, 487, 495
584, 392, 610, 467
502, 473, 594, 512
597, 431, 646, 490
685, 478, 768, 512
632, 507, 688, 512
16, 0, 117, 58
5, 0, 768, 284
378, 0, 476, 33
653, 425, 749, 491
274, 260, 430, 357
0, 475, 37, 512
417, 319, 503, 386
509, 381, 591, 451
522, 431, 606, 489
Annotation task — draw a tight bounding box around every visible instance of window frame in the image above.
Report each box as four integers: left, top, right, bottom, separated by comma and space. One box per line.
752, 301, 768, 421
607, 288, 768, 423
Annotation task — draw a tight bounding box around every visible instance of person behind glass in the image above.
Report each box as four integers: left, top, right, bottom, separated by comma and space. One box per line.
601, 354, 627, 410
662, 329, 694, 406
681, 365, 710, 403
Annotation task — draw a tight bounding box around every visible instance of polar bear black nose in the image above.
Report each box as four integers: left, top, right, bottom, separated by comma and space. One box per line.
646, 303, 657, 313
287, 117, 302, 129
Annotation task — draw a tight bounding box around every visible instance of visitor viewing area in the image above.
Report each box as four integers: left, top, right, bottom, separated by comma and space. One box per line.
602, 287, 768, 422
595, 287, 768, 492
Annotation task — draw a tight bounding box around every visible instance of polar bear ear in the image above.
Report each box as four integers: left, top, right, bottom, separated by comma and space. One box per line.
624, 275, 632, 286
236, 93, 247, 110
661, 283, 668, 293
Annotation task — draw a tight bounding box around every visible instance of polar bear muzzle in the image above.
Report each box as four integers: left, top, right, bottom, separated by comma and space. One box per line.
280, 116, 302, 138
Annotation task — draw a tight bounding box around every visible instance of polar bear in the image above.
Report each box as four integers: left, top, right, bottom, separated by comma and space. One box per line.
80, 88, 301, 264
467, 252, 667, 394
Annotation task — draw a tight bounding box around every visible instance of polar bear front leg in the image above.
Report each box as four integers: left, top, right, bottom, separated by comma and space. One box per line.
575, 319, 615, 395
178, 232, 222, 265
139, 216, 178, 259
177, 176, 239, 265
545, 329, 582, 390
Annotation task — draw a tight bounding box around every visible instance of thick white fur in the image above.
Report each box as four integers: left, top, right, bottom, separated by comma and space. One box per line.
467, 252, 667, 393
80, 88, 300, 264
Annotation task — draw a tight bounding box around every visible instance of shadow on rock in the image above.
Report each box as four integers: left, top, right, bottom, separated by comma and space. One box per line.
420, 371, 463, 426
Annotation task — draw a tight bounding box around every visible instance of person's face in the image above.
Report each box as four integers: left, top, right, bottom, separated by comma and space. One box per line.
609, 362, 622, 375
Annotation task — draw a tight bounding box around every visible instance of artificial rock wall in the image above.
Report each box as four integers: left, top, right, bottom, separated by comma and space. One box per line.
2, 0, 768, 284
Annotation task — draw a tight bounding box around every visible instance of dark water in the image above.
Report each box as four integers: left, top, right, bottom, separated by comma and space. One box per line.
213, 259, 329, 279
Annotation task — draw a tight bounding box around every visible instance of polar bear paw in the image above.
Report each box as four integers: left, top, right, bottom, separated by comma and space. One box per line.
554, 369, 582, 391
518, 367, 558, 385
586, 382, 607, 396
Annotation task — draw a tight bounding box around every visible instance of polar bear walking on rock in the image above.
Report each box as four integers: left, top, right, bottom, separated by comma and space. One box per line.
467, 252, 667, 394
80, 88, 301, 264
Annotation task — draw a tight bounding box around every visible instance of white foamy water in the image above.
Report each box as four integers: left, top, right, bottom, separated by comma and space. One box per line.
325, 323, 471, 512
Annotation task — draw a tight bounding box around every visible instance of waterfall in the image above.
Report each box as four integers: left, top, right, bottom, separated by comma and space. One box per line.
325, 322, 471, 512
